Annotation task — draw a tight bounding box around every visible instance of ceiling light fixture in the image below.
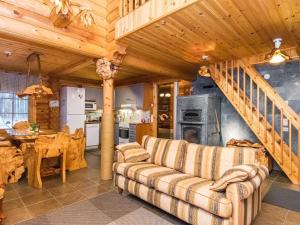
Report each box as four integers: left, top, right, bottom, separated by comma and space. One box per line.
265, 38, 290, 64
17, 53, 53, 99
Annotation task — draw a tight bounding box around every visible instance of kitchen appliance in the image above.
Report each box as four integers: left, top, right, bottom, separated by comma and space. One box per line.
119, 122, 129, 144
176, 94, 221, 145
60, 87, 86, 133
86, 123, 100, 149
85, 100, 97, 111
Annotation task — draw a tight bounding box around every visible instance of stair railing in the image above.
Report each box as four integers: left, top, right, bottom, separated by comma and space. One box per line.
210, 60, 300, 184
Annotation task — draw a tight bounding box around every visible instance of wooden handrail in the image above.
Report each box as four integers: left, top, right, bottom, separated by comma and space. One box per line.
238, 60, 300, 129
212, 59, 300, 184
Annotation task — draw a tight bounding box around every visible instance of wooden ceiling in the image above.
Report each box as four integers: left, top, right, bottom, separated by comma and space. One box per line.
1, 0, 300, 85
117, 0, 300, 80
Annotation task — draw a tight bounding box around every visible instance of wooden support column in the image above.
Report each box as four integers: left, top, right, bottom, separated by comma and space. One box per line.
96, 51, 125, 180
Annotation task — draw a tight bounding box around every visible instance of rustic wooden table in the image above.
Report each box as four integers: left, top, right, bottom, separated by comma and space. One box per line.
8, 129, 57, 142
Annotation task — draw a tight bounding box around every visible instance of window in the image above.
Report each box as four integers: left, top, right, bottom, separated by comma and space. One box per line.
0, 93, 28, 128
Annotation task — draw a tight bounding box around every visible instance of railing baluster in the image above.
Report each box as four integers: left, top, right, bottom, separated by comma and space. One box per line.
257, 86, 260, 134
298, 123, 300, 184
225, 61, 228, 93
264, 93, 267, 143
289, 120, 292, 175
237, 61, 240, 106
280, 109, 284, 164
250, 78, 253, 123
231, 61, 234, 97
135, 0, 140, 9
243, 70, 246, 114
129, 0, 134, 12
272, 101, 275, 153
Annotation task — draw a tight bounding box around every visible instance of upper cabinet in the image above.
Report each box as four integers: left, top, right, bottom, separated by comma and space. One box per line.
85, 87, 103, 110
115, 83, 153, 110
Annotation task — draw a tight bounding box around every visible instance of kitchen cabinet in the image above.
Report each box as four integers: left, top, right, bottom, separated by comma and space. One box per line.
85, 87, 103, 109
115, 83, 153, 110
129, 123, 153, 144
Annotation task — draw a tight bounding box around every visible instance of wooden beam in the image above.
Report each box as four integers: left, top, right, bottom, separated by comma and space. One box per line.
115, 74, 170, 86
0, 11, 107, 58
123, 55, 196, 81
56, 76, 101, 87
48, 58, 96, 76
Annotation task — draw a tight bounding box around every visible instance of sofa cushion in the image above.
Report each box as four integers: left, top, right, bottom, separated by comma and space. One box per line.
210, 164, 258, 191
115, 175, 231, 225
142, 135, 186, 170
154, 174, 232, 218
115, 142, 150, 163
114, 162, 180, 187
181, 143, 257, 180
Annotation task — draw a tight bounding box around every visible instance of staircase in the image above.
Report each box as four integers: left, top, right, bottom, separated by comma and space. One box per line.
210, 60, 300, 184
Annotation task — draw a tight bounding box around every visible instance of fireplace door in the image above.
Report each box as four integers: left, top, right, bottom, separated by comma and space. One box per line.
181, 124, 202, 144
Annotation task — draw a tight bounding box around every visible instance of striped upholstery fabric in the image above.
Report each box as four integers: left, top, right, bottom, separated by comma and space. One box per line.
226, 182, 261, 225
210, 164, 258, 191
228, 165, 268, 200
114, 162, 232, 218
181, 143, 257, 180
141, 135, 186, 170
115, 175, 231, 225
153, 173, 232, 218
115, 142, 150, 163
114, 162, 179, 187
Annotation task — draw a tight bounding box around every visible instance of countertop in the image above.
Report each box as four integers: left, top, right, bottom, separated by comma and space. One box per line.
85, 121, 120, 124
85, 121, 101, 124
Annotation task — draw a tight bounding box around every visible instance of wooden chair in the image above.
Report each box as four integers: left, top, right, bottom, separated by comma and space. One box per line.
66, 128, 87, 171
27, 132, 69, 189
0, 130, 11, 147
0, 146, 24, 223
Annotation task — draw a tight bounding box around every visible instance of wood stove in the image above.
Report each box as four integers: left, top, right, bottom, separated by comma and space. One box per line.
176, 94, 221, 145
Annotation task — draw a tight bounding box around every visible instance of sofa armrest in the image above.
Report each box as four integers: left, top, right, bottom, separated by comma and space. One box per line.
226, 165, 268, 225
226, 165, 268, 200
114, 150, 126, 163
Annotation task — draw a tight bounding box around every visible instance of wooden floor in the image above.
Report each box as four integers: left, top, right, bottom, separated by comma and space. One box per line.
3, 151, 300, 225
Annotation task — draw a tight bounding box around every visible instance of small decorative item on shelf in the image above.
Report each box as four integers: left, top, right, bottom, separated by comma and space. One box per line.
29, 123, 39, 134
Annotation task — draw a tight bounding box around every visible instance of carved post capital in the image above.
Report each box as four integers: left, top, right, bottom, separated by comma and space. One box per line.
96, 47, 126, 80
96, 58, 117, 80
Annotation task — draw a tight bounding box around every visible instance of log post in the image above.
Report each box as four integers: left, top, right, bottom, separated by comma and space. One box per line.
96, 52, 125, 180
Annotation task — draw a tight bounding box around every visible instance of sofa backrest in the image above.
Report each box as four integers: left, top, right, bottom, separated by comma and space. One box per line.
141, 135, 185, 171
181, 143, 257, 180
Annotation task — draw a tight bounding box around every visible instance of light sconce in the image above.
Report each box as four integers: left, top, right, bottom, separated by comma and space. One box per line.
265, 38, 290, 64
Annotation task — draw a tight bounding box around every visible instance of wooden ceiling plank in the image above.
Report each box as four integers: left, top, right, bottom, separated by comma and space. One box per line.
47, 58, 96, 76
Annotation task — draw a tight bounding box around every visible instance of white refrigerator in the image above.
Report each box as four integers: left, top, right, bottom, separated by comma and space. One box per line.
60, 87, 86, 133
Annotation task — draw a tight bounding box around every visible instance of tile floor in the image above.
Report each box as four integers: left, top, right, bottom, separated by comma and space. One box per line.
2, 150, 300, 225
3, 150, 115, 225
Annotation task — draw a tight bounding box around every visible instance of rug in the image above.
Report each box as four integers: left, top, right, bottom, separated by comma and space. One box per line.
263, 185, 300, 212
18, 191, 188, 225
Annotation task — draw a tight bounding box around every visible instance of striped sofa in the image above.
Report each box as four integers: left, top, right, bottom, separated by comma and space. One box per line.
113, 136, 268, 225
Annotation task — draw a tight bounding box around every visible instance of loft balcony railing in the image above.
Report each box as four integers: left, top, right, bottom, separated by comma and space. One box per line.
116, 0, 198, 39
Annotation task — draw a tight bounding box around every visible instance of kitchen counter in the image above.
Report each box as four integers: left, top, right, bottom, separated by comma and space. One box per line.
85, 121, 101, 124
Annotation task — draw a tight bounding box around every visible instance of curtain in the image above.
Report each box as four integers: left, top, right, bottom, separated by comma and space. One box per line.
0, 72, 38, 93
0, 72, 37, 128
